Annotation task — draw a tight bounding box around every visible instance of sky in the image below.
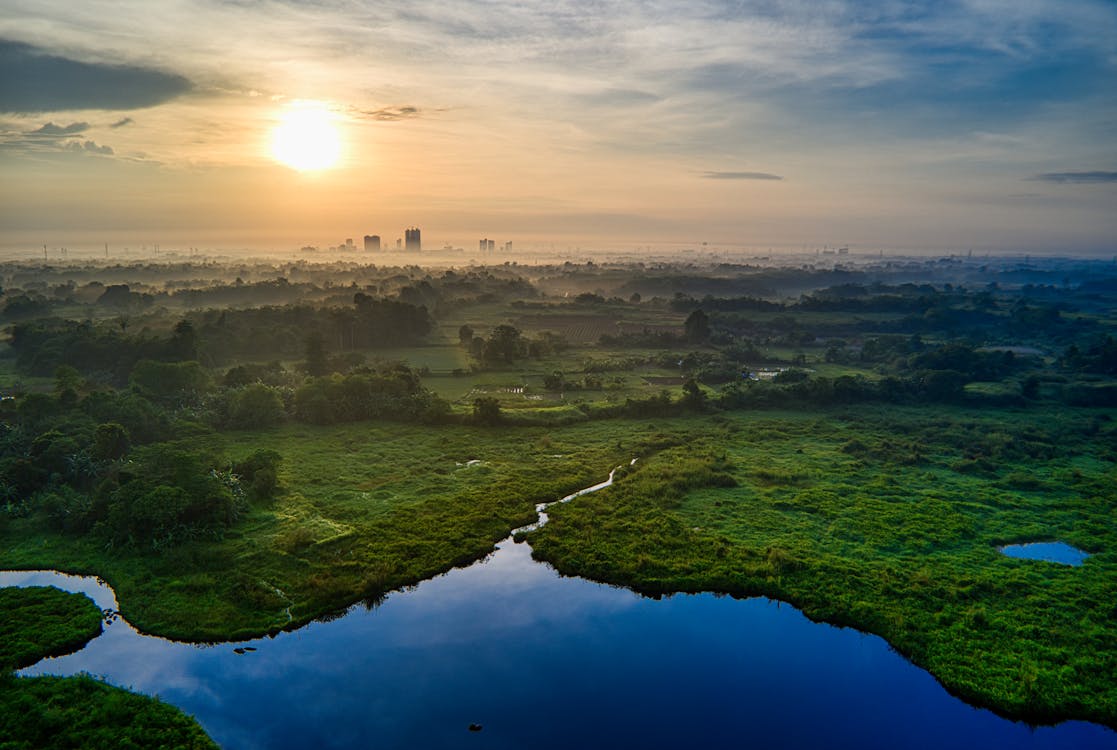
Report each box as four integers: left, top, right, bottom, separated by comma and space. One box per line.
1, 0, 1115, 255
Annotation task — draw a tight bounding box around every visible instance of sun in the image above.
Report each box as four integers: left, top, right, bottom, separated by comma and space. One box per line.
270, 103, 341, 171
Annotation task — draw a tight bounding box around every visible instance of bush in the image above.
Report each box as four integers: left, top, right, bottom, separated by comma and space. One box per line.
232, 450, 283, 502
472, 397, 502, 425
228, 384, 286, 429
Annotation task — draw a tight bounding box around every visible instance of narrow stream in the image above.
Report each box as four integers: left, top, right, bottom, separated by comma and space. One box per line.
2, 466, 1114, 750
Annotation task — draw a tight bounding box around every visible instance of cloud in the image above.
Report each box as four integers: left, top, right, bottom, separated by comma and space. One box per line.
0, 121, 115, 157
1028, 171, 1117, 184
29, 121, 89, 137
357, 106, 422, 121
0, 39, 192, 112
64, 139, 113, 155
110, 117, 134, 128
702, 171, 783, 181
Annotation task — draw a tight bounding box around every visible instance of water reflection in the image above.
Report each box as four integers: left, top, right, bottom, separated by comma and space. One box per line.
998, 542, 1091, 566
3, 539, 1114, 749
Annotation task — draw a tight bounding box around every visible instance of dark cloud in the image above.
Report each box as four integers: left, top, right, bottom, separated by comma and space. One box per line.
702, 171, 783, 181
1028, 171, 1117, 184
29, 121, 89, 137
0, 39, 192, 112
110, 117, 134, 128
358, 106, 422, 121
64, 139, 113, 155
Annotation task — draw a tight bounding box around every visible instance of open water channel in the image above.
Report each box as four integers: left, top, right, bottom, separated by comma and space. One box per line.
3, 467, 1115, 749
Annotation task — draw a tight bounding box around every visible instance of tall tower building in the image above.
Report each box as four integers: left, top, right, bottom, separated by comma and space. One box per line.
404, 227, 421, 252
364, 235, 380, 251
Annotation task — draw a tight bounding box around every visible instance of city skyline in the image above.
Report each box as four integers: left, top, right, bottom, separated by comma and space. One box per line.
1, 1, 1116, 255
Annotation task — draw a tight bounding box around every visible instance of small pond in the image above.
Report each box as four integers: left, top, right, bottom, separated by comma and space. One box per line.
999, 542, 1091, 566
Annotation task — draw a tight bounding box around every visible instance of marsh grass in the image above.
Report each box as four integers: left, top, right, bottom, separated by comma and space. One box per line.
0, 419, 673, 640
528, 405, 1117, 727
0, 586, 217, 749
0, 674, 219, 750
0, 586, 102, 670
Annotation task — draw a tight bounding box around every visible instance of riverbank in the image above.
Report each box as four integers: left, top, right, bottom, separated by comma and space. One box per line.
1, 406, 1113, 728
7, 539, 1114, 749
526, 406, 1117, 728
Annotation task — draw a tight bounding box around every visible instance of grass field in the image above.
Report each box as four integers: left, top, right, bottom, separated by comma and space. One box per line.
0, 418, 678, 640
526, 405, 1117, 727
0, 393, 1114, 726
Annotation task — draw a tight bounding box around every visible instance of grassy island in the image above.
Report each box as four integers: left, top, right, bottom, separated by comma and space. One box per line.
0, 586, 218, 749
0, 586, 102, 670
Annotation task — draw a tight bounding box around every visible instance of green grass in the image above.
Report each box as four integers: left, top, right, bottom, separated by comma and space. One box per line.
0, 587, 102, 670
0, 419, 684, 641
0, 587, 217, 749
0, 674, 218, 750
2, 402, 1115, 727
526, 405, 1117, 727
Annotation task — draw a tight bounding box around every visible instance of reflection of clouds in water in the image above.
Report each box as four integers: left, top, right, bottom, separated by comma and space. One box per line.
5, 524, 1114, 749
344, 541, 640, 649
0, 569, 118, 610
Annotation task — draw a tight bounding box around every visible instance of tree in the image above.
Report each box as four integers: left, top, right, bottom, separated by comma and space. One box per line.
681, 377, 706, 409
304, 332, 329, 376
54, 365, 81, 394
472, 396, 502, 425
228, 384, 286, 429
480, 325, 523, 365
92, 423, 130, 461
130, 360, 211, 406
168, 319, 199, 361
458, 324, 474, 346
543, 371, 566, 391
684, 309, 710, 343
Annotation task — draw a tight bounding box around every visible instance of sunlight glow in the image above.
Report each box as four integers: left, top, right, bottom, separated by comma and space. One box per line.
270, 103, 341, 171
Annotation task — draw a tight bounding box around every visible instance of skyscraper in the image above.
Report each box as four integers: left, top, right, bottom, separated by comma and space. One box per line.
364, 235, 380, 251
405, 227, 421, 252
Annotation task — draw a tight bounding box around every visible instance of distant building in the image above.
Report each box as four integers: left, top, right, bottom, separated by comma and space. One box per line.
479, 238, 488, 253
345, 238, 355, 251
396, 238, 402, 250
364, 234, 380, 251
405, 227, 421, 251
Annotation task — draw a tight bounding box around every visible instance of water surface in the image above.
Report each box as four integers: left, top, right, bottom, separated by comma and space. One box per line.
999, 542, 1091, 565
3, 537, 1114, 749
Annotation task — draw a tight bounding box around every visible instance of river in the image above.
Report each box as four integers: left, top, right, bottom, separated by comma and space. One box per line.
2, 468, 1114, 749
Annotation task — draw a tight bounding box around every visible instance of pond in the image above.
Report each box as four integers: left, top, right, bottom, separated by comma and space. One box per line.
3, 535, 1114, 749
998, 542, 1091, 566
